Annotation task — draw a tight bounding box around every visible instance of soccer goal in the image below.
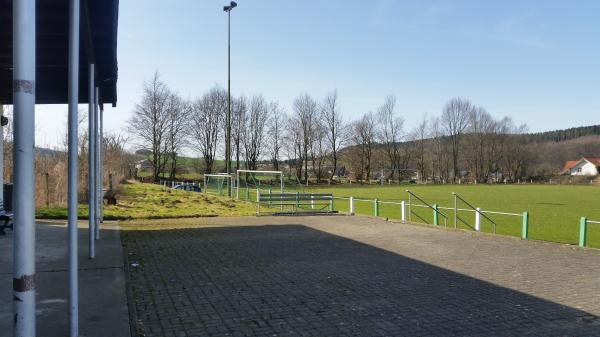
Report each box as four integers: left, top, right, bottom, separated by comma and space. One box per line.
236, 170, 283, 201
204, 174, 234, 196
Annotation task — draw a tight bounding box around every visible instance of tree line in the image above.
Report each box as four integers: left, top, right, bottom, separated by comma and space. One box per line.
130, 72, 599, 184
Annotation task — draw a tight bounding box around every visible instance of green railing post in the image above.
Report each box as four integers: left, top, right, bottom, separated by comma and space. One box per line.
579, 217, 588, 247
245, 187, 249, 201
329, 197, 334, 212
374, 198, 379, 217
269, 188, 272, 207
296, 192, 300, 210
521, 212, 529, 240
433, 204, 439, 226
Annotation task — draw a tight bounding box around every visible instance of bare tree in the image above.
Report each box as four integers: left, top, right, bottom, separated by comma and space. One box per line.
267, 101, 284, 170
243, 95, 269, 170
353, 112, 376, 182
232, 95, 248, 171
410, 116, 428, 182
292, 94, 318, 183
441, 97, 473, 181
165, 94, 190, 179
192, 85, 227, 173
377, 95, 405, 180
127, 72, 171, 181
321, 90, 344, 182
429, 116, 451, 182
310, 120, 328, 182
465, 106, 496, 182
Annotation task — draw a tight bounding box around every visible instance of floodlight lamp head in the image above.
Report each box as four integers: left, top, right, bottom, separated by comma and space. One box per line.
223, 1, 237, 12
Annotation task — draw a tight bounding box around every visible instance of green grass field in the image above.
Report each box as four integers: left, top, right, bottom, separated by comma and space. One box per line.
290, 184, 600, 248
37, 181, 258, 220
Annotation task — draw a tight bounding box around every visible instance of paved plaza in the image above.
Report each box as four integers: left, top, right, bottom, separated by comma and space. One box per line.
0, 222, 130, 337
122, 216, 600, 336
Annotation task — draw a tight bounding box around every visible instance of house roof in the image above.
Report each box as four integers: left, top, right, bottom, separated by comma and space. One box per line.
0, 0, 119, 106
562, 160, 579, 173
583, 157, 600, 166
562, 157, 600, 173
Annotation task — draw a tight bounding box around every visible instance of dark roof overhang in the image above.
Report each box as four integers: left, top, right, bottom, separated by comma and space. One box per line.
0, 0, 119, 107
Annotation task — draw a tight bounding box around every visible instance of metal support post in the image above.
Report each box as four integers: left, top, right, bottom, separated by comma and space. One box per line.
401, 200, 405, 223
0, 105, 4, 210
99, 103, 104, 223
433, 204, 439, 226
521, 212, 529, 240
12, 0, 37, 334
349, 196, 355, 215
88, 64, 96, 258
579, 217, 587, 248
475, 208, 481, 232
67, 0, 80, 334
95, 86, 100, 240
373, 198, 379, 217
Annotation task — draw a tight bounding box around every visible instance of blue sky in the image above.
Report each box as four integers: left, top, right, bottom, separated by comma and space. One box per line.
35, 0, 600, 149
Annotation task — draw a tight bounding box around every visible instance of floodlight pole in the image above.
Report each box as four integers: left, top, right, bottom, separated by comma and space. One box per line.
13, 0, 37, 335
224, 2, 237, 197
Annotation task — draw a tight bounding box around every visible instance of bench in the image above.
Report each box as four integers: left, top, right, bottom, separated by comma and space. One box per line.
0, 210, 13, 235
256, 192, 337, 216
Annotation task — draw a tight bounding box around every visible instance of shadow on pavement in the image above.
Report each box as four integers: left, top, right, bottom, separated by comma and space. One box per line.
122, 224, 599, 336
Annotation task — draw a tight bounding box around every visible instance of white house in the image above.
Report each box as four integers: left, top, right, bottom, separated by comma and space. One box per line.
562, 157, 600, 176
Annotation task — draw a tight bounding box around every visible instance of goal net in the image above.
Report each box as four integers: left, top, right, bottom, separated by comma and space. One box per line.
203, 174, 234, 196
236, 170, 283, 202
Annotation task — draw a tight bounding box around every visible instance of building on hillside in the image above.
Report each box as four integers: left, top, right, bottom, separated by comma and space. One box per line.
561, 157, 600, 176
135, 159, 153, 172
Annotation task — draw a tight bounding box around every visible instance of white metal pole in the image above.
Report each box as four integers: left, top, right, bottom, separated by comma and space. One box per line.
0, 105, 4, 211
401, 200, 406, 223
94, 86, 100, 240
99, 103, 104, 223
349, 196, 355, 215
236, 172, 240, 199
88, 64, 96, 259
12, 0, 36, 334
475, 208, 481, 232
67, 0, 80, 334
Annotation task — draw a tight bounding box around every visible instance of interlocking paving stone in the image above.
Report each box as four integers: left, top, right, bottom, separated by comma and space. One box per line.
122, 216, 600, 336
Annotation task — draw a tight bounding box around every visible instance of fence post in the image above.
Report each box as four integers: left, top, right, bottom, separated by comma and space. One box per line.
374, 198, 379, 217
269, 188, 272, 207
579, 217, 587, 247
475, 208, 481, 232
256, 190, 261, 216
245, 187, 249, 200
329, 197, 333, 212
349, 196, 355, 215
521, 212, 529, 240
401, 200, 406, 223
433, 204, 438, 226
311, 194, 315, 210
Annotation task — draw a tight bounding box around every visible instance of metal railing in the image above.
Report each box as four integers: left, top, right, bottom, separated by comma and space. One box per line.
406, 190, 448, 227
453, 192, 498, 233
579, 217, 600, 247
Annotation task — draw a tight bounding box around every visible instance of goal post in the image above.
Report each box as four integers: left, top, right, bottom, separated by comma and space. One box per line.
204, 174, 234, 196
236, 170, 283, 200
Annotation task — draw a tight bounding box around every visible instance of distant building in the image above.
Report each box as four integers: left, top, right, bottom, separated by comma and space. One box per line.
562, 157, 600, 176
135, 159, 153, 172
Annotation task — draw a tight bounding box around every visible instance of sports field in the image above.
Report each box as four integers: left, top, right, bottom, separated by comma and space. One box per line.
297, 184, 600, 248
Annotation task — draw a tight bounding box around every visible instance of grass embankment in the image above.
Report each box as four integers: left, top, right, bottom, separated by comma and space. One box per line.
297, 184, 600, 248
36, 181, 257, 220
